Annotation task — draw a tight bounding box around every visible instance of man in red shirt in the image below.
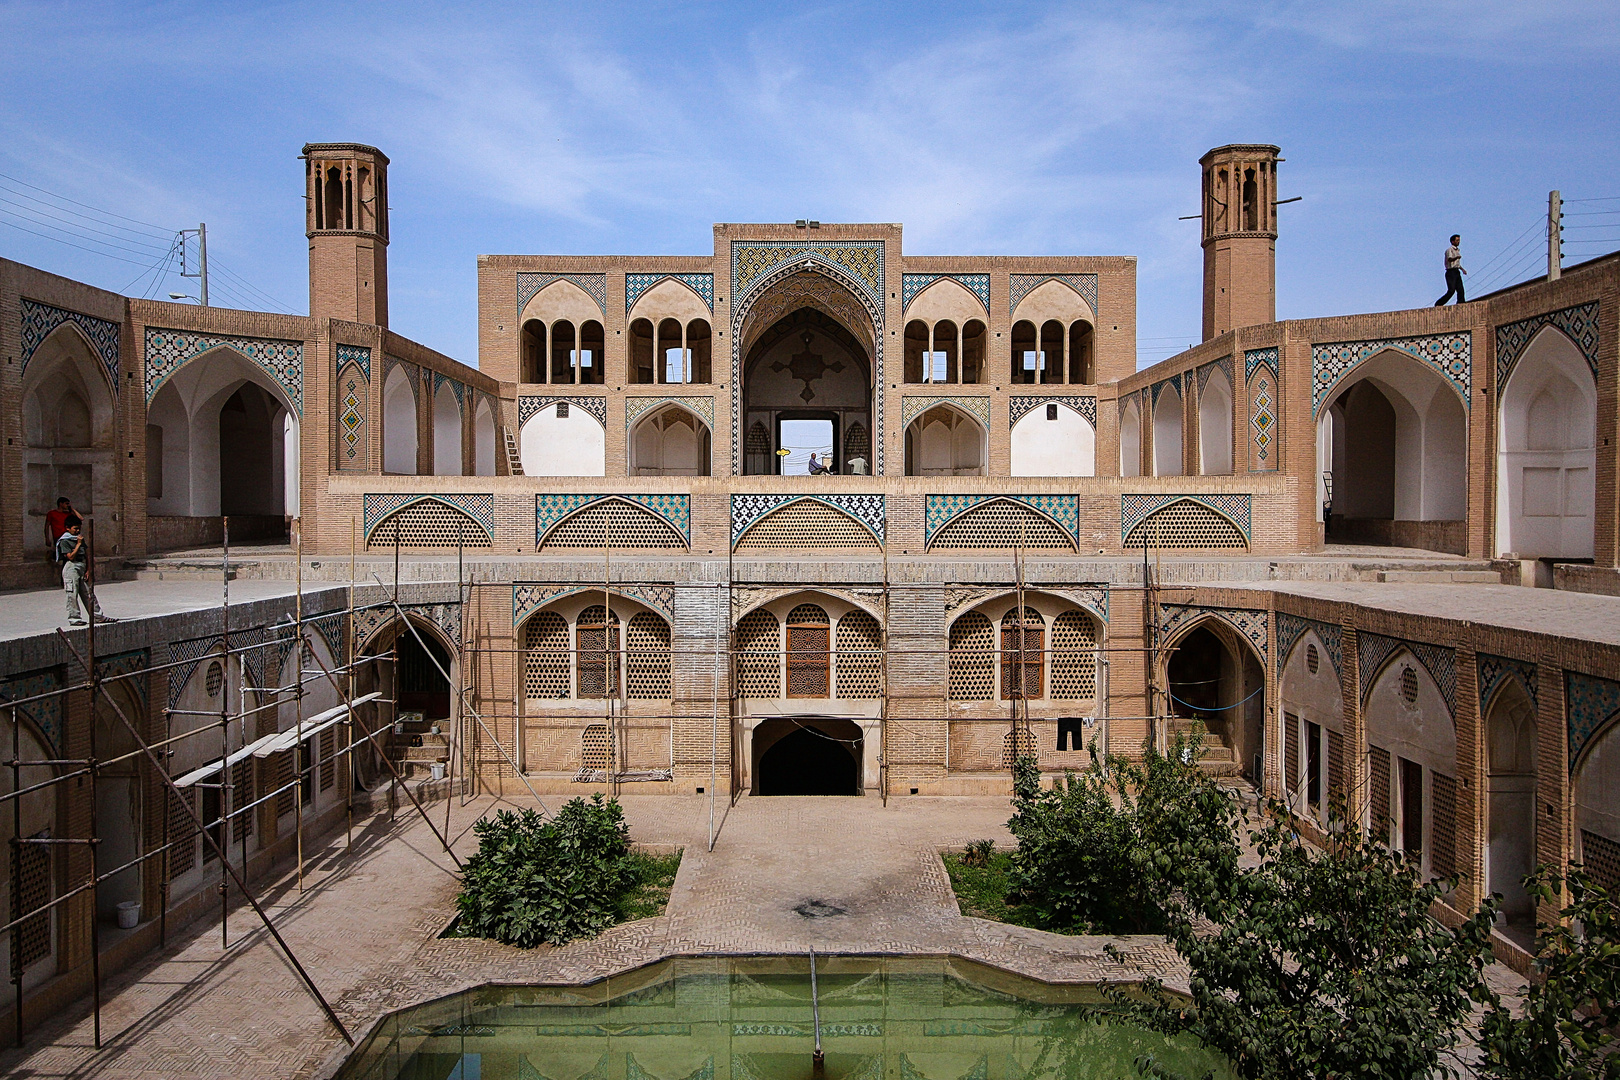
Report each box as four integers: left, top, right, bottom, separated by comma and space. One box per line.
45, 497, 77, 548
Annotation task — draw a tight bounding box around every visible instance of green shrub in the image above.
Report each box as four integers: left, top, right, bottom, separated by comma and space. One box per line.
1005, 733, 1240, 934
455, 794, 634, 947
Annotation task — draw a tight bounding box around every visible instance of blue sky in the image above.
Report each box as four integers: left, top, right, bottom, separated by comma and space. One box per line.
3, 1, 1617, 368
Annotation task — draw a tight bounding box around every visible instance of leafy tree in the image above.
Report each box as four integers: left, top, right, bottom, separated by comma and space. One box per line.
1005, 734, 1241, 934
1477, 866, 1620, 1080
1107, 804, 1499, 1080
455, 794, 632, 947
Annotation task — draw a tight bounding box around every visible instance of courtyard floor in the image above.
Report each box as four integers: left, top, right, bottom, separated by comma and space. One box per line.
0, 792, 1194, 1079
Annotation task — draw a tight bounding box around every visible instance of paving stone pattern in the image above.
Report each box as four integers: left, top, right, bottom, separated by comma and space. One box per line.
0, 795, 1187, 1079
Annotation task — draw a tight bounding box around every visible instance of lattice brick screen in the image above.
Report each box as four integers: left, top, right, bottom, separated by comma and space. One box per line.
1285, 712, 1301, 796
948, 612, 994, 701
1369, 744, 1391, 843
1001, 609, 1045, 700
523, 612, 569, 699
835, 611, 882, 699
1581, 829, 1620, 890
1050, 611, 1097, 701
1327, 729, 1345, 804
931, 503, 1072, 550
366, 502, 492, 549
1431, 772, 1459, 879
11, 842, 51, 969
542, 503, 685, 549
626, 612, 671, 699
736, 502, 879, 550
581, 724, 614, 770
275, 751, 296, 817
736, 609, 781, 697
1124, 500, 1247, 550
576, 607, 620, 699
320, 727, 335, 791
1001, 728, 1037, 768
786, 605, 830, 698
167, 786, 197, 876
232, 760, 254, 842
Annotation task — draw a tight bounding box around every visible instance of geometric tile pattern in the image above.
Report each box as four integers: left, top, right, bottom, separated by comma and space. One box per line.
335, 343, 372, 380
1478, 653, 1538, 714
1244, 346, 1279, 380
517, 272, 608, 316
731, 242, 885, 311
337, 361, 369, 468
96, 648, 151, 707
924, 494, 1078, 544
513, 583, 676, 625
731, 494, 885, 545
1008, 274, 1098, 318
902, 396, 991, 430
1160, 604, 1268, 662
625, 396, 715, 430
145, 327, 305, 414
1494, 300, 1600, 388
1565, 670, 1620, 773
625, 273, 714, 313
901, 274, 990, 311
433, 373, 465, 407
362, 493, 496, 542
519, 395, 608, 427
20, 298, 120, 391
535, 494, 692, 544
1150, 373, 1182, 408
355, 602, 463, 654
1196, 356, 1232, 395
1311, 330, 1471, 417
1277, 613, 1343, 684
1358, 632, 1457, 715
1247, 352, 1277, 471
1121, 493, 1251, 541
1, 667, 63, 755
164, 636, 224, 710
1008, 395, 1096, 427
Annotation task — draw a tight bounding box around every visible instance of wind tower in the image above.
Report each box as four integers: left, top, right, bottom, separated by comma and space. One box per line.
1200, 144, 1280, 341
303, 143, 389, 327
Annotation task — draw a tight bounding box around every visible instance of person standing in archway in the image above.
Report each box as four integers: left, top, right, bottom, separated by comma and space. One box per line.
45, 496, 76, 552
1435, 235, 1466, 305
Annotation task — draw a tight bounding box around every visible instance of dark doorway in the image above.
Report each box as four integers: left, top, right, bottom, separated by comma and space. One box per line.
397, 629, 451, 721
755, 720, 861, 795
1165, 624, 1265, 781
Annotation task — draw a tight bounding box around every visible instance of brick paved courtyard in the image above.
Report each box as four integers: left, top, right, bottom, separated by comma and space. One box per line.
0, 793, 1195, 1079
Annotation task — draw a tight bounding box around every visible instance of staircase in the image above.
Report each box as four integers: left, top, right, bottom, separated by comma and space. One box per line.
503, 428, 524, 476
1166, 716, 1244, 777
388, 714, 450, 780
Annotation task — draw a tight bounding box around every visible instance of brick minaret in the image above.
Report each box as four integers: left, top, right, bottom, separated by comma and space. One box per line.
1201, 144, 1280, 341
303, 142, 389, 327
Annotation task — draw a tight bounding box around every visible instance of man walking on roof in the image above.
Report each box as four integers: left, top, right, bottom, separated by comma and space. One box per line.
1435, 234, 1467, 305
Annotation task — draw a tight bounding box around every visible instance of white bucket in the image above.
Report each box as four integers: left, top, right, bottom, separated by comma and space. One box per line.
430, 762, 446, 781
116, 901, 140, 929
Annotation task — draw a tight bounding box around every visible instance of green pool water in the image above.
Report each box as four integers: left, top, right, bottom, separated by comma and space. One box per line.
336, 957, 1234, 1080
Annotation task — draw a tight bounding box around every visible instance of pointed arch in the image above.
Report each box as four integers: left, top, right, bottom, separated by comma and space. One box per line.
927, 497, 1077, 551
1011, 400, 1095, 477
382, 365, 418, 475
1199, 365, 1234, 475
904, 402, 986, 476
364, 495, 492, 548
21, 322, 119, 556
628, 402, 712, 476
734, 497, 882, 550
1153, 383, 1184, 476
519, 400, 605, 477
474, 398, 496, 476
1497, 324, 1596, 559
1120, 397, 1142, 477
537, 496, 688, 550
1123, 498, 1248, 550
432, 381, 463, 476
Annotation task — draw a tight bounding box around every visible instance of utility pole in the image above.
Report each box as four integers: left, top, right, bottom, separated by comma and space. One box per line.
1547, 191, 1562, 282
198, 222, 209, 306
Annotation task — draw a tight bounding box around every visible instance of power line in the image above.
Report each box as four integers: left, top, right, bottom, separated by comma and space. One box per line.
0, 170, 175, 236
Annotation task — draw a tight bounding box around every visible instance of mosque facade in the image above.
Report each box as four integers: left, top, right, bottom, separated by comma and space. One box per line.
2, 142, 1619, 1011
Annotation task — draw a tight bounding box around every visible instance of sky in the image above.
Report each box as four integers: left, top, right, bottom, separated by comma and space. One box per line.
2, 0, 1618, 369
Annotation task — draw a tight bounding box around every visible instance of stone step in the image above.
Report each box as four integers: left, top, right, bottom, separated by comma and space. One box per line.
1376, 569, 1504, 583
393, 745, 450, 763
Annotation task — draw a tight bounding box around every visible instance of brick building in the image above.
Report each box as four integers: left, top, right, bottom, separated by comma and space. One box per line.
2, 141, 1619, 1029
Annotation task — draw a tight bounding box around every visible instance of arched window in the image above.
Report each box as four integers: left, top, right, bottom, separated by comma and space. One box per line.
736, 609, 780, 698
550, 321, 576, 383
904, 320, 929, 383
687, 319, 712, 384
1199, 367, 1234, 475
323, 166, 344, 229
962, 320, 988, 384
520, 320, 547, 383
382, 366, 417, 475
630, 403, 711, 476
1153, 386, 1184, 476
1011, 320, 1039, 383
657, 318, 685, 383
1050, 611, 1098, 700
1068, 322, 1095, 383
522, 612, 569, 698
432, 382, 462, 476
835, 610, 882, 698
575, 606, 620, 699
905, 405, 986, 476
1120, 399, 1142, 478
948, 611, 994, 701
625, 612, 671, 699
786, 604, 830, 698
629, 318, 655, 384
579, 321, 605, 385
1040, 321, 1066, 385
1000, 608, 1044, 700
474, 398, 496, 476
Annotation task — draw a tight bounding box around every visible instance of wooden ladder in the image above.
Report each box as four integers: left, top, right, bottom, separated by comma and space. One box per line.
503, 428, 524, 475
